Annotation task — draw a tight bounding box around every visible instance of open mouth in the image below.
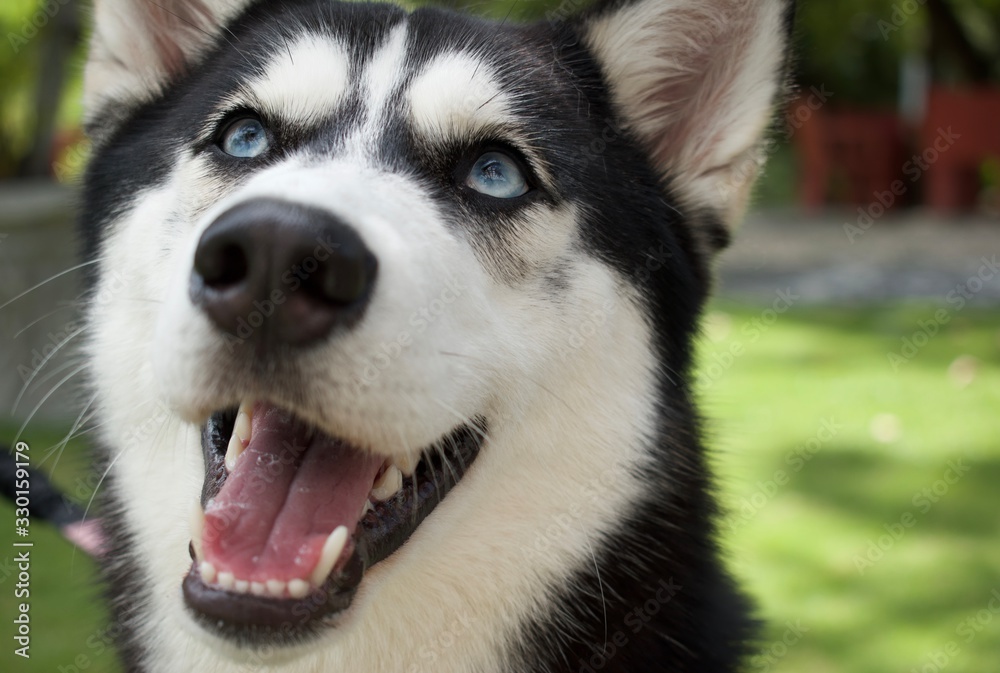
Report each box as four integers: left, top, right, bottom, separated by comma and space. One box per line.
183, 402, 485, 644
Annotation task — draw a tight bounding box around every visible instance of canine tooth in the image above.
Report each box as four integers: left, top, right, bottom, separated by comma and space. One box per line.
225, 407, 252, 472
190, 505, 205, 561
236, 403, 253, 443
199, 561, 217, 584
310, 525, 349, 587
395, 454, 419, 477
358, 499, 375, 519
218, 572, 235, 591
371, 465, 403, 501
235, 579, 251, 594
224, 434, 242, 472
288, 579, 310, 599
267, 580, 286, 598
250, 581, 266, 596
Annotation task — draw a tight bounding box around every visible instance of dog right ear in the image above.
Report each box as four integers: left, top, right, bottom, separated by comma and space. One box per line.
574, 0, 793, 254
84, 0, 251, 139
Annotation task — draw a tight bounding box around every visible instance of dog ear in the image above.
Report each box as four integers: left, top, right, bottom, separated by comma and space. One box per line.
84, 0, 250, 137
579, 0, 792, 250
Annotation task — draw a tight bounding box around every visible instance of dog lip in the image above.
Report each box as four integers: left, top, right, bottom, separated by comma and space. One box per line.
186, 409, 486, 643
182, 551, 364, 644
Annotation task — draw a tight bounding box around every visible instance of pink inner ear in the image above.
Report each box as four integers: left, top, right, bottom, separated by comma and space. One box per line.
645, 8, 762, 177
145, 1, 216, 78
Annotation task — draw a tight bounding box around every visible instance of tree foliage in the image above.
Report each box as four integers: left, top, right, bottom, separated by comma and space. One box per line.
0, 0, 997, 178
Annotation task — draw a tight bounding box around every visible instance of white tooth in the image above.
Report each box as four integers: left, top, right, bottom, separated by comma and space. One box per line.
199, 561, 217, 584
310, 525, 349, 587
371, 465, 403, 501
360, 500, 374, 518
224, 434, 242, 473
250, 581, 267, 596
288, 579, 310, 599
267, 580, 286, 598
235, 579, 250, 594
191, 505, 205, 561
395, 454, 419, 477
225, 406, 253, 472
218, 572, 235, 591
236, 402, 253, 440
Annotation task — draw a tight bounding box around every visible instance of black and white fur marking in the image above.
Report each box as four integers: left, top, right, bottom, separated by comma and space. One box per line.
80, 0, 792, 671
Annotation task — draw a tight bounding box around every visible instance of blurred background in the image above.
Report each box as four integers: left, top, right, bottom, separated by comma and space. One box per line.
1, 0, 998, 671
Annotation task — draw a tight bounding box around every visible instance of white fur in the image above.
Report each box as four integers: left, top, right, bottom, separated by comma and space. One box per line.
584, 0, 787, 227
237, 35, 352, 127
408, 53, 511, 143
350, 23, 411, 149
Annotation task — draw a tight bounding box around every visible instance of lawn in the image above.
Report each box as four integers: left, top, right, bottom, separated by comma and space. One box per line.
2, 301, 999, 672
700, 302, 1000, 673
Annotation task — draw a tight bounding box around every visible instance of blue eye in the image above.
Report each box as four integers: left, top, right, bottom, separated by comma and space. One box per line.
466, 151, 529, 199
220, 118, 270, 158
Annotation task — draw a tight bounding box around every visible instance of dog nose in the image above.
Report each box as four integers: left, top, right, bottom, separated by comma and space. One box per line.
190, 199, 377, 348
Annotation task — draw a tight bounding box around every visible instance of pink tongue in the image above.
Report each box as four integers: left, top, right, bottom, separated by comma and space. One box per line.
203, 404, 383, 583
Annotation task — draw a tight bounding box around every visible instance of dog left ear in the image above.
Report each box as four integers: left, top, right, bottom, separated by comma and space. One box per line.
84, 0, 251, 139
578, 0, 793, 249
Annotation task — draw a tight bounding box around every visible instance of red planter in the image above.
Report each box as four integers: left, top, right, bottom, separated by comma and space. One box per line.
792, 98, 907, 212
921, 86, 1000, 212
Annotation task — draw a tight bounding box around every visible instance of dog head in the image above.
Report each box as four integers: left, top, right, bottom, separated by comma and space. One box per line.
81, 0, 790, 669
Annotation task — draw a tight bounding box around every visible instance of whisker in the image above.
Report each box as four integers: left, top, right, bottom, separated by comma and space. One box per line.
24, 360, 90, 409
580, 530, 608, 656
12, 327, 86, 413
427, 397, 492, 451
14, 363, 89, 445
38, 393, 99, 471
13, 302, 81, 339
0, 258, 104, 312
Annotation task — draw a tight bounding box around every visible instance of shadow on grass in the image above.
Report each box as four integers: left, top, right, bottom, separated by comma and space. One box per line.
787, 447, 1000, 539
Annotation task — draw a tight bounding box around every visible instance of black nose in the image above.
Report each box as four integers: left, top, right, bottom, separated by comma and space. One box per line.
190, 199, 377, 348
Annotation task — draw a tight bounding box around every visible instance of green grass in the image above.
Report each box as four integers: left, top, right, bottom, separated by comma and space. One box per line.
2, 302, 999, 671
0, 425, 116, 673
699, 302, 1000, 672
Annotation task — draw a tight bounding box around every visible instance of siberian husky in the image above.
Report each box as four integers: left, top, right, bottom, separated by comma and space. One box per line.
79, 0, 792, 670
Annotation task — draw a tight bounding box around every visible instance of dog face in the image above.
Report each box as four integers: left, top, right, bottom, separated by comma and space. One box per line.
81, 1, 789, 670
